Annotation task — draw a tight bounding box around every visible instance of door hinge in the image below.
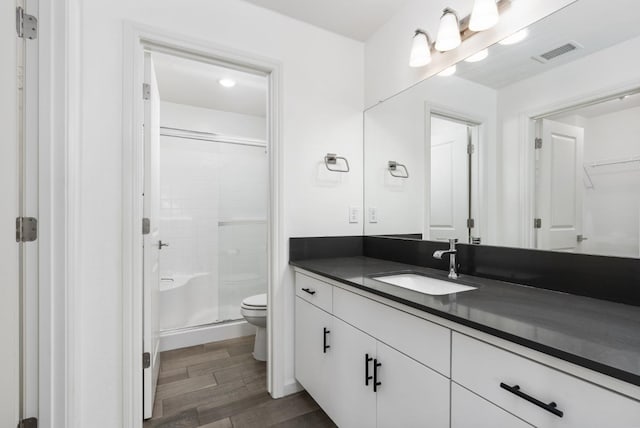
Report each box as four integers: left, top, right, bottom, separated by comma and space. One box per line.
467, 143, 475, 155
18, 417, 38, 428
143, 352, 151, 369
467, 218, 475, 228
142, 83, 151, 100
534, 218, 542, 229
534, 138, 543, 149
16, 7, 37, 40
16, 217, 38, 242
142, 217, 150, 235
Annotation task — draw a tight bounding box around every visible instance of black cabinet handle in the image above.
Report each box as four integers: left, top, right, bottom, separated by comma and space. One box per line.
500, 383, 563, 418
301, 288, 316, 295
323, 327, 330, 353
365, 354, 373, 385
373, 359, 382, 392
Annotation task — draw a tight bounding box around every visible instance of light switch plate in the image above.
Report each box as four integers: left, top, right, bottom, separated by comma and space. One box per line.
349, 206, 360, 224
368, 207, 378, 223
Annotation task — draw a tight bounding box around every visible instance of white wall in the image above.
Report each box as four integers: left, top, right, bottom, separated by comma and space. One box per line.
161, 101, 266, 140
74, 0, 363, 426
497, 35, 640, 246
581, 106, 640, 257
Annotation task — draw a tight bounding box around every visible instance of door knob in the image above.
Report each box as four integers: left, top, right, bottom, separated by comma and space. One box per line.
158, 240, 169, 249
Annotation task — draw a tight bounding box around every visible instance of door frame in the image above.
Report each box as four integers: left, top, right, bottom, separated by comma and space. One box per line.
518, 81, 640, 249
122, 23, 283, 427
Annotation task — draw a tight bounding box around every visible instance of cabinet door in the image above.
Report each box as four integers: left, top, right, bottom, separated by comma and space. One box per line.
295, 297, 334, 415
451, 383, 533, 428
376, 342, 450, 428
331, 317, 377, 428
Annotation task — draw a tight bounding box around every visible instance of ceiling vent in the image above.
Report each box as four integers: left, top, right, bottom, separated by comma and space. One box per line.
532, 41, 583, 64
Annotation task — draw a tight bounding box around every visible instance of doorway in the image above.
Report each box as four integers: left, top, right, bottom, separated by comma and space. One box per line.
428, 113, 480, 244
140, 48, 270, 419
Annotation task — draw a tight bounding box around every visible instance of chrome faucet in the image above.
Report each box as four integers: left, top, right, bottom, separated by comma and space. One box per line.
433, 238, 458, 279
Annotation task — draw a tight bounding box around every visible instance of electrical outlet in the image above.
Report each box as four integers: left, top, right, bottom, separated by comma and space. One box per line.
368, 207, 378, 223
349, 206, 360, 224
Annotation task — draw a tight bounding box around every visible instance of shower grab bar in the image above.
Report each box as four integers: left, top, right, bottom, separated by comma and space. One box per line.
388, 161, 409, 178
324, 153, 350, 173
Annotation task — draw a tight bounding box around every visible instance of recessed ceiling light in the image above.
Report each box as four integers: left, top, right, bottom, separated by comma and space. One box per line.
437, 65, 457, 77
464, 49, 489, 63
499, 29, 528, 46
218, 78, 236, 88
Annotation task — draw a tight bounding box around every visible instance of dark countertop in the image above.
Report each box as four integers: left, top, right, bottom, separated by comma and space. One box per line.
290, 256, 640, 387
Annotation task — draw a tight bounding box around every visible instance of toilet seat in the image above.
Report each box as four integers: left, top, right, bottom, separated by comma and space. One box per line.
241, 293, 267, 310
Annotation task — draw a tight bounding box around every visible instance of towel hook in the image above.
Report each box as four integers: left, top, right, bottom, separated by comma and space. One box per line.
388, 161, 409, 178
324, 153, 350, 173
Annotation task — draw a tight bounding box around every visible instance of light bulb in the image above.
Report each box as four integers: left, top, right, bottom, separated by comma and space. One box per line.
437, 65, 457, 77
218, 78, 236, 88
409, 30, 432, 68
499, 29, 528, 45
469, 0, 499, 32
435, 8, 461, 52
464, 49, 489, 63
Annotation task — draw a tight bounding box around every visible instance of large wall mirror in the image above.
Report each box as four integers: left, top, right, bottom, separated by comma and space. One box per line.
364, 0, 640, 258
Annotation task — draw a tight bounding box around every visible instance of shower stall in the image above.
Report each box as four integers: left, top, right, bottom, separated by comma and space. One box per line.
157, 127, 268, 348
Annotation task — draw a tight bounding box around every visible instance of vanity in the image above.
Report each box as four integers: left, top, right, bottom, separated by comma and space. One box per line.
291, 247, 640, 428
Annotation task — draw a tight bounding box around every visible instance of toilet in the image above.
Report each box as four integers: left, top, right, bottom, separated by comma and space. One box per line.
240, 293, 267, 361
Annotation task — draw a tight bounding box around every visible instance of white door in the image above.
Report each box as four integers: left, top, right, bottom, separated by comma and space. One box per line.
376, 342, 450, 428
536, 119, 584, 251
143, 52, 161, 419
1, 1, 21, 426
294, 298, 335, 418
429, 116, 470, 243
331, 317, 377, 428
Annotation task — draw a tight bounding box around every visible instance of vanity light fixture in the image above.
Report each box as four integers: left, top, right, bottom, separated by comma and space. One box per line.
499, 28, 528, 45
218, 78, 236, 88
437, 65, 457, 77
435, 8, 461, 52
469, 0, 499, 32
464, 48, 489, 63
409, 30, 433, 67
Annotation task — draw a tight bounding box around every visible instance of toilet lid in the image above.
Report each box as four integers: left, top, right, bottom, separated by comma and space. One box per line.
242, 293, 267, 308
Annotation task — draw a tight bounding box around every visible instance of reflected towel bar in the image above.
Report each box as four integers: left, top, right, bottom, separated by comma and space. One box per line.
324, 153, 350, 172
388, 160, 409, 178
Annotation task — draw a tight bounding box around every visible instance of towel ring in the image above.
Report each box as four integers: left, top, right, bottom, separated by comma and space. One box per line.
325, 153, 350, 173
388, 161, 409, 178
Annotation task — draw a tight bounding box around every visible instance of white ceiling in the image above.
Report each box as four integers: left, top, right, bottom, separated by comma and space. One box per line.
240, 0, 413, 41
456, 0, 640, 88
153, 52, 267, 117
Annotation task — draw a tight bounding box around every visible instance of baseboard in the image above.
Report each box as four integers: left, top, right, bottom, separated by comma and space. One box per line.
282, 379, 304, 397
159, 320, 255, 351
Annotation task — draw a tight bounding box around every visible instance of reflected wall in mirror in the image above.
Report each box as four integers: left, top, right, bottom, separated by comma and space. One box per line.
364, 0, 640, 258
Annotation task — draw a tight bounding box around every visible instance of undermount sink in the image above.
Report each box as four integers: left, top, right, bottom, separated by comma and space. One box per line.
372, 273, 477, 296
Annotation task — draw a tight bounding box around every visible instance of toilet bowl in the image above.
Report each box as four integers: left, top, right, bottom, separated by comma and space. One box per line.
240, 293, 267, 361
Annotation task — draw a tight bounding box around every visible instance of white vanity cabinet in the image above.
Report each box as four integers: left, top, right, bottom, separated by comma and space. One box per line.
294, 270, 640, 428
294, 272, 451, 428
452, 332, 640, 428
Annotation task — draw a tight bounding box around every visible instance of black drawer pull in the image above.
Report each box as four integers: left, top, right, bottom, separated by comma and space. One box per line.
500, 383, 563, 418
365, 354, 373, 385
373, 359, 382, 392
301, 288, 316, 295
323, 327, 331, 353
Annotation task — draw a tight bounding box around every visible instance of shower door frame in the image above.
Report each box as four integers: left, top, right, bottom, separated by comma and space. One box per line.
122, 23, 284, 428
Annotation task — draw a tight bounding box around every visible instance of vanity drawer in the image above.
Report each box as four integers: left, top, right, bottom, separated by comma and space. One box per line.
333, 286, 450, 377
452, 333, 640, 428
295, 273, 333, 313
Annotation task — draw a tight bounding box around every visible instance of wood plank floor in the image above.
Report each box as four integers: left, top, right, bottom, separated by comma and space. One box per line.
145, 335, 337, 428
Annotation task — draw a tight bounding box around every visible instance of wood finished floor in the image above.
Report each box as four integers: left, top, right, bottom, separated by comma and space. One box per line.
145, 335, 337, 428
